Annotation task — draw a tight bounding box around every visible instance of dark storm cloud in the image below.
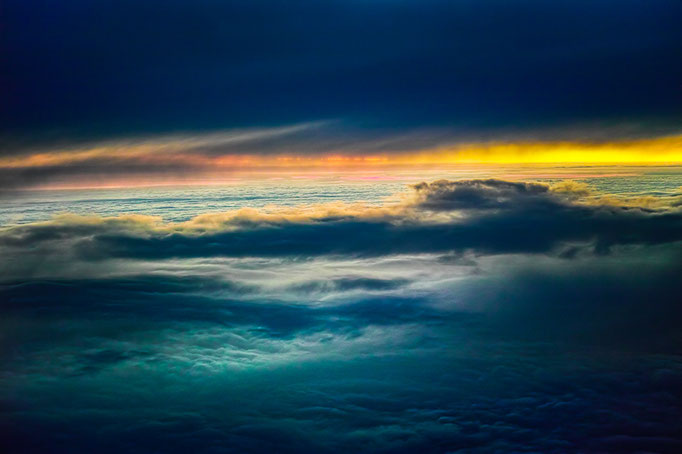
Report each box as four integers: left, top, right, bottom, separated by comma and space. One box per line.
2, 180, 680, 268
2, 0, 681, 142
412, 179, 551, 210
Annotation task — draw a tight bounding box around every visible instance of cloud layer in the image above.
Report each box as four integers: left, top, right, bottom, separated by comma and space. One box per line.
2, 179, 682, 453
2, 179, 681, 276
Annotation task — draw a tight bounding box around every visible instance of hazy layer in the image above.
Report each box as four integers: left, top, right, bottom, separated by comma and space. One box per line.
3, 166, 681, 226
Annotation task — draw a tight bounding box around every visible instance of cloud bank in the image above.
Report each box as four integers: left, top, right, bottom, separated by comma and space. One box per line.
2, 179, 682, 453
2, 179, 681, 276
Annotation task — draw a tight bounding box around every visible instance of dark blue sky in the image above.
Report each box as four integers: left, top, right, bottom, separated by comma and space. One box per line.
2, 0, 682, 143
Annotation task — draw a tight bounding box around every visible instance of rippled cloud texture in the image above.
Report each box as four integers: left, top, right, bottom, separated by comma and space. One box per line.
2, 179, 682, 453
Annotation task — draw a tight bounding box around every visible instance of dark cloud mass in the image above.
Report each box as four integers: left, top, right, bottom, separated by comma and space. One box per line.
2, 179, 682, 452
2, 179, 681, 264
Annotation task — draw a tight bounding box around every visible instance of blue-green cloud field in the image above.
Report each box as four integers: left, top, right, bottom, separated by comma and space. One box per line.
3, 172, 682, 453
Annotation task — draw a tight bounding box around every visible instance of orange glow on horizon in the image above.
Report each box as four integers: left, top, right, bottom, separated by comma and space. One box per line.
3, 135, 682, 176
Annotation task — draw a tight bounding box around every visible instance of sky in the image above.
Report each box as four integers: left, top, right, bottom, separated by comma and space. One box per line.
2, 0, 682, 191
2, 1, 682, 453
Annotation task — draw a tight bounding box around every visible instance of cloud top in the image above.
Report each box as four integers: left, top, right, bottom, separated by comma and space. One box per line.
1, 179, 681, 281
